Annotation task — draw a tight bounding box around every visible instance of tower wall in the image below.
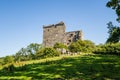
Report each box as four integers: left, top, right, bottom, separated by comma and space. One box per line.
43, 22, 65, 47
43, 22, 83, 47
65, 30, 83, 46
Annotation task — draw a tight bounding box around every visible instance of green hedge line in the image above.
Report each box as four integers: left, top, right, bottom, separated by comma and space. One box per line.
94, 43, 120, 55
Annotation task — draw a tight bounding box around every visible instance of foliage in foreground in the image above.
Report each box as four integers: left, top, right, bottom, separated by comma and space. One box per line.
0, 54, 120, 80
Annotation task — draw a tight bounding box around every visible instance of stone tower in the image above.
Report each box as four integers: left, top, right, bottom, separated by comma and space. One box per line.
43, 21, 66, 47
43, 21, 83, 47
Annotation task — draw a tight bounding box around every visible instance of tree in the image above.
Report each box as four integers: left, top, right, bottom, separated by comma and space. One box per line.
26, 43, 42, 59
106, 22, 120, 43
14, 48, 27, 62
27, 43, 42, 54
106, 0, 120, 43
14, 43, 42, 62
106, 0, 120, 22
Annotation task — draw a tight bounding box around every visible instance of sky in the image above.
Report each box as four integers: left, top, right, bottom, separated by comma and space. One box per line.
0, 0, 118, 57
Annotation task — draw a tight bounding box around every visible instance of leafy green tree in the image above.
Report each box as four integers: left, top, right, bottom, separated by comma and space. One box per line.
14, 48, 27, 62
106, 0, 120, 43
26, 43, 42, 59
106, 0, 120, 22
106, 22, 120, 43
27, 43, 42, 54
14, 43, 42, 62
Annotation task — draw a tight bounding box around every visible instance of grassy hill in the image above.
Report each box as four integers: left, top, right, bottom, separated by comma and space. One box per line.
0, 54, 120, 80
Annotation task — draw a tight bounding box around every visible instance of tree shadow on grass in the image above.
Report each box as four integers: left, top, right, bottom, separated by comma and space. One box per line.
0, 54, 120, 80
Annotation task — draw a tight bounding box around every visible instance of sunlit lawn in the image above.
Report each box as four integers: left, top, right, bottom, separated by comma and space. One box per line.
0, 54, 120, 80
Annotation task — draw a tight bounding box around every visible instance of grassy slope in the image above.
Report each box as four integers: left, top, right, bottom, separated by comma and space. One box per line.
0, 54, 120, 80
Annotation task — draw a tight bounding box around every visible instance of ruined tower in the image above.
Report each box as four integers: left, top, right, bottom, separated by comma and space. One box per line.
43, 21, 66, 47
43, 21, 83, 47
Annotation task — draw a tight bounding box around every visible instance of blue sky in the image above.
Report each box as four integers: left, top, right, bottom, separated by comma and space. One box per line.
0, 0, 118, 57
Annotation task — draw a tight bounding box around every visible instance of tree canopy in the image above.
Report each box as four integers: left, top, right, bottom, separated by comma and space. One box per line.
106, 22, 120, 43
106, 0, 120, 22
106, 0, 120, 43
14, 43, 42, 62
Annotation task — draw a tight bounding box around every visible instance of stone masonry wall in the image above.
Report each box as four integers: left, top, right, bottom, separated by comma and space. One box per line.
43, 22, 83, 47
43, 22, 65, 47
65, 30, 83, 46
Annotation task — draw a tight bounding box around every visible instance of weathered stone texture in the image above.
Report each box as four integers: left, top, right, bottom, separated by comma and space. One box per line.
43, 22, 83, 47
65, 30, 83, 46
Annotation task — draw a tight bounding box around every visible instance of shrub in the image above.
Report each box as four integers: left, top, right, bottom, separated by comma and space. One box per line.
94, 42, 120, 55
54, 42, 67, 49
68, 42, 81, 53
36, 47, 60, 58
69, 40, 95, 53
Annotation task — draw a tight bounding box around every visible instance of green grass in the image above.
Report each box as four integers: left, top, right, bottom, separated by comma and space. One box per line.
0, 54, 120, 80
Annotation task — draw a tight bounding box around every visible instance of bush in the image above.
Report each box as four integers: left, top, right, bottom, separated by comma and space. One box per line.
69, 40, 95, 53
94, 42, 120, 55
36, 47, 60, 58
54, 42, 67, 49
68, 42, 80, 53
